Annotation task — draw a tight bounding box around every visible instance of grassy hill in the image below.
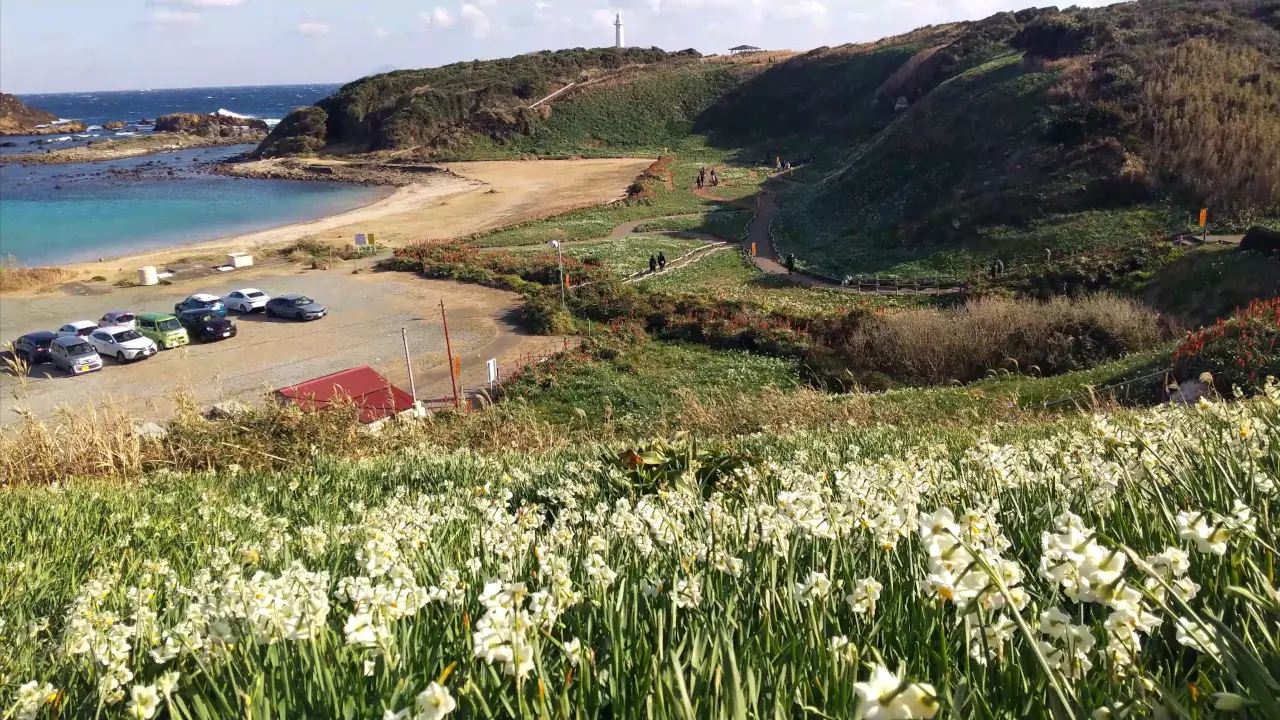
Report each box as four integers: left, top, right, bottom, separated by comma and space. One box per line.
254, 0, 1280, 317
773, 0, 1280, 282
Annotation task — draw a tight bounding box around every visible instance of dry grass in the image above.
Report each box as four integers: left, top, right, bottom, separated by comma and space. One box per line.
0, 256, 74, 293
875, 44, 948, 99
1142, 38, 1280, 215
673, 386, 871, 436
837, 294, 1163, 386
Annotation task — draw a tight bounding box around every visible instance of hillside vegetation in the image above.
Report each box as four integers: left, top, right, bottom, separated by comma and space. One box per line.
254, 0, 1280, 305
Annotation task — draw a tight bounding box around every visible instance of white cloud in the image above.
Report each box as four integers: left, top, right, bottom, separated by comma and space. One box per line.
477, 0, 498, 6
460, 3, 492, 36
298, 21, 331, 36
372, 25, 389, 38
534, 1, 550, 9
769, 0, 826, 23
421, 6, 456, 27
147, 9, 202, 26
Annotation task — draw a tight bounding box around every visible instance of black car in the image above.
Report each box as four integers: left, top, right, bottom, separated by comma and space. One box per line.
265, 294, 327, 321
177, 309, 238, 342
12, 330, 58, 364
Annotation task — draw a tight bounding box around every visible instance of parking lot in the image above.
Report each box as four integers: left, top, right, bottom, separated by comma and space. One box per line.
0, 262, 560, 424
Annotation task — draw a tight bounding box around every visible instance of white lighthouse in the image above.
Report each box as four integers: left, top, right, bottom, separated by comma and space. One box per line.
614, 12, 624, 48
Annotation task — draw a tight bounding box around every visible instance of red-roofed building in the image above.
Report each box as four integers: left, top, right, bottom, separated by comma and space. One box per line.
276, 366, 414, 424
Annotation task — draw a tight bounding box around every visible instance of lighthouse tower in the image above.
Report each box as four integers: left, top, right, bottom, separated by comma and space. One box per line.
615, 13, 624, 48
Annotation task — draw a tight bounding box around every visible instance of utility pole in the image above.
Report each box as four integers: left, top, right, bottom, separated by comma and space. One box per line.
440, 299, 460, 409
401, 328, 417, 402
549, 240, 566, 311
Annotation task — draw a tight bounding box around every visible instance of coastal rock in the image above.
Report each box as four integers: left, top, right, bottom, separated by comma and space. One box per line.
0, 141, 16, 147
0, 94, 86, 136
155, 112, 268, 137
104, 121, 128, 130
253, 106, 327, 159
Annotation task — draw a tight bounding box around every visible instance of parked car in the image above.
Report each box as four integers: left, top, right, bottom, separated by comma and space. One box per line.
136, 312, 190, 349
177, 309, 238, 342
49, 336, 103, 376
224, 288, 270, 314
174, 293, 226, 318
12, 331, 58, 364
265, 294, 326, 321
57, 320, 99, 339
98, 310, 137, 330
87, 326, 158, 362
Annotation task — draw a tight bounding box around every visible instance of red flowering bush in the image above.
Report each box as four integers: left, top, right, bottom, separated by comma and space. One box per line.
1174, 297, 1280, 392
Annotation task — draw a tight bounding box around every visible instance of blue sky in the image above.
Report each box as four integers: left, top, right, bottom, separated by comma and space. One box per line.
0, 0, 1120, 94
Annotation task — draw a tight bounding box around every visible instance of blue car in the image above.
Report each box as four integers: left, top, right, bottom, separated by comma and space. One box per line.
174, 293, 227, 318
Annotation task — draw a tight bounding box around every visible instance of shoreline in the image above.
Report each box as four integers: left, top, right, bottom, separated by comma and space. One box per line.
5, 157, 653, 291
0, 131, 265, 165
38, 175, 484, 281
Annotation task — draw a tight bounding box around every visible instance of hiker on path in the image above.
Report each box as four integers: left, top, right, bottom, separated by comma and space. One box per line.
649, 255, 658, 274
658, 252, 667, 271
710, 170, 719, 186
776, 156, 782, 172
785, 253, 796, 274
991, 258, 1005, 278
697, 167, 706, 188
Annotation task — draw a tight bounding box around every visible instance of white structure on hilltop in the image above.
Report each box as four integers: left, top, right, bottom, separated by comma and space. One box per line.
615, 13, 624, 48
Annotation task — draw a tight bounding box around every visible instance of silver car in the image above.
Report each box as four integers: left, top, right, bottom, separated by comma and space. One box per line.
49, 336, 103, 376
99, 310, 138, 330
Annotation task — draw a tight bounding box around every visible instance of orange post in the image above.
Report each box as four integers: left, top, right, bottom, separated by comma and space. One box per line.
441, 299, 460, 409
751, 242, 756, 257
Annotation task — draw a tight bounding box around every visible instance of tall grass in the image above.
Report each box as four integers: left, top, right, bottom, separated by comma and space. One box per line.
0, 256, 73, 293
1143, 38, 1280, 217
833, 294, 1164, 386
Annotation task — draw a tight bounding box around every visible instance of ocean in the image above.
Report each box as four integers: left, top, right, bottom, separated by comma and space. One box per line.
0, 84, 392, 267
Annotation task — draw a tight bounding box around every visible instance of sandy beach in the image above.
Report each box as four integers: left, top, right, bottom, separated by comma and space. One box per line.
23, 156, 654, 285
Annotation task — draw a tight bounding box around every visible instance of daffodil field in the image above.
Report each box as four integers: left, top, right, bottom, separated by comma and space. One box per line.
2, 388, 1278, 719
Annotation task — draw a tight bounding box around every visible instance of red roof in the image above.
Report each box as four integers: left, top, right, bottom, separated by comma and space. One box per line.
276, 366, 414, 424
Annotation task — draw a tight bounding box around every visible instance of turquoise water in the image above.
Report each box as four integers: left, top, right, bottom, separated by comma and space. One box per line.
0, 146, 387, 266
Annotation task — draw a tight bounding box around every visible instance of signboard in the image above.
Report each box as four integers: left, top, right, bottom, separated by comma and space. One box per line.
486, 358, 497, 384
1198, 208, 1207, 227
354, 233, 368, 246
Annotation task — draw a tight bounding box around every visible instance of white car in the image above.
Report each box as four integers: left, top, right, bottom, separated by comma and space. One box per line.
57, 320, 99, 339
87, 326, 158, 363
224, 288, 270, 313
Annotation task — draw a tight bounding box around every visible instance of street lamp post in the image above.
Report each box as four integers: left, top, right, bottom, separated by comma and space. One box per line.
548, 240, 565, 311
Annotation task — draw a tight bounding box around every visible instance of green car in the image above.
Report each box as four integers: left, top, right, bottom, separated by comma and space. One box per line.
136, 312, 190, 349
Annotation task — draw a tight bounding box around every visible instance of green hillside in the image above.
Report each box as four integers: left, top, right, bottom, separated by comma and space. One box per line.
255, 0, 1280, 301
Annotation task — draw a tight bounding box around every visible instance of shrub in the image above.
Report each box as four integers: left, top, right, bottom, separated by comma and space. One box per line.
826, 294, 1164, 386
1174, 297, 1280, 392
1241, 225, 1280, 257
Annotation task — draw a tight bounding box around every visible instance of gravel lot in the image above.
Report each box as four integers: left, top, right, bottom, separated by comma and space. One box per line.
0, 261, 557, 424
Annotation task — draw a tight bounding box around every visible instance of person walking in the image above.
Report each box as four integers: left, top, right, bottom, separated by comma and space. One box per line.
658, 252, 667, 271
649, 255, 658, 274
785, 253, 796, 274
710, 169, 719, 186
697, 167, 705, 188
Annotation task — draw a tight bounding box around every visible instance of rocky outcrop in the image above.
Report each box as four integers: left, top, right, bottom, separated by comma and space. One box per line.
154, 112, 269, 138
252, 106, 328, 158
104, 121, 128, 130
0, 94, 85, 136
